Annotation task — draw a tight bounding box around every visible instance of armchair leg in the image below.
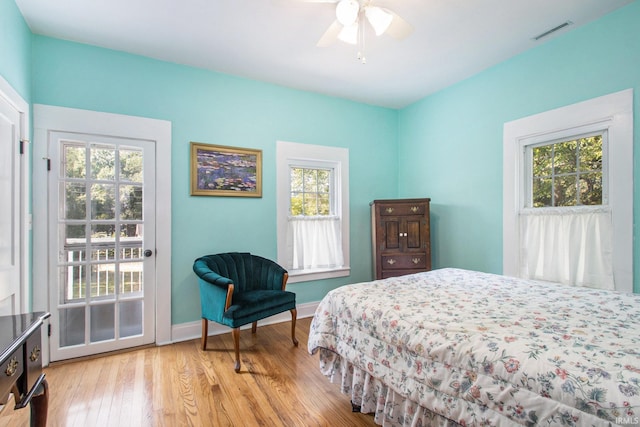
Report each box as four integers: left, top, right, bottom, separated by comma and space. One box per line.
251, 321, 257, 334
290, 308, 299, 347
232, 327, 241, 373
201, 319, 208, 351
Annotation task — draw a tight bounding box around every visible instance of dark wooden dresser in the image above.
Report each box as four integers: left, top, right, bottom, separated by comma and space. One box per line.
371, 198, 431, 279
0, 312, 50, 426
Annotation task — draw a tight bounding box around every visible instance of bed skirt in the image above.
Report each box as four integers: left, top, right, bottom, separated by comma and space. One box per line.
318, 348, 462, 427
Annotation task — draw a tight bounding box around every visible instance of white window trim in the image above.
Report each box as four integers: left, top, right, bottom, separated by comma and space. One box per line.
503, 89, 633, 293
276, 140, 350, 283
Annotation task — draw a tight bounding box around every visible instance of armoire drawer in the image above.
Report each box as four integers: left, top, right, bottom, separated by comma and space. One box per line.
381, 253, 428, 270
377, 203, 428, 217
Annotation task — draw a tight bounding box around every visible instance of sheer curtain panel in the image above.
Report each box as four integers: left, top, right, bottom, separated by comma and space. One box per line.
520, 208, 614, 290
286, 216, 343, 270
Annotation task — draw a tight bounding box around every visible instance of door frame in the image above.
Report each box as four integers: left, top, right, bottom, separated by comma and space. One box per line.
33, 105, 172, 365
0, 75, 30, 315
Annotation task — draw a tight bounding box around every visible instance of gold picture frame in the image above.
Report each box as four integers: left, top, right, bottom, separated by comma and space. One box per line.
190, 142, 262, 197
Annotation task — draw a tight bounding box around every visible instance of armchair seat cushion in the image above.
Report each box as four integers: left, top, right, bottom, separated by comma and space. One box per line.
223, 290, 296, 327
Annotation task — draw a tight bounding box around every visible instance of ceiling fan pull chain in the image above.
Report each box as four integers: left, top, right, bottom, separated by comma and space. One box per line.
357, 13, 366, 64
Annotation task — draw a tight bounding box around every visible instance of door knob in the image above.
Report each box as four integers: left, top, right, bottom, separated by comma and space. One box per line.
144, 249, 153, 257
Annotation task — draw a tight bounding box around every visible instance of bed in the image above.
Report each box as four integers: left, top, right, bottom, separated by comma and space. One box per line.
308, 268, 640, 426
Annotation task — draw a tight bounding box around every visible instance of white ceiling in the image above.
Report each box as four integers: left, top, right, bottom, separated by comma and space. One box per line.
15, 0, 634, 109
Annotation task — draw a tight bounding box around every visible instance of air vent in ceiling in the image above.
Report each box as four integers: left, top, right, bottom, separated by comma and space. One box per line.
532, 21, 573, 41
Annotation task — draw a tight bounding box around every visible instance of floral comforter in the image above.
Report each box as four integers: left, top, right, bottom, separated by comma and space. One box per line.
308, 268, 640, 426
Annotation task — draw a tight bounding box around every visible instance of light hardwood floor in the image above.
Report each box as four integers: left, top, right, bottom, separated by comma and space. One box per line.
1, 317, 377, 427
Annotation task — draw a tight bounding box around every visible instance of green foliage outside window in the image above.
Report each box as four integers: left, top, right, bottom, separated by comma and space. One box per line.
63, 143, 144, 237
531, 135, 603, 207
290, 167, 331, 215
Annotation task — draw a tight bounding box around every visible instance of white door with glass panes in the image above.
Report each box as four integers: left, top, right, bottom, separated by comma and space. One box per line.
48, 133, 156, 361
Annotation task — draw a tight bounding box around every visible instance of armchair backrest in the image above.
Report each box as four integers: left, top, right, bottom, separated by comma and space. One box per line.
194, 252, 287, 292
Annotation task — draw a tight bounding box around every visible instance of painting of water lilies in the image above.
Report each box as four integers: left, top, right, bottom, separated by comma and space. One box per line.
191, 142, 262, 197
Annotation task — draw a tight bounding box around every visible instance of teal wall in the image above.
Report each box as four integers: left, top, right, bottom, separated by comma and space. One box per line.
398, 1, 640, 292
30, 36, 399, 324
0, 0, 31, 101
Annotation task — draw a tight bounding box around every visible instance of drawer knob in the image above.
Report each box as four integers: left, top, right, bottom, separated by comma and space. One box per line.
387, 259, 396, 265
385, 207, 394, 214
410, 206, 419, 213
412, 258, 421, 264
5, 357, 19, 377
30, 345, 41, 362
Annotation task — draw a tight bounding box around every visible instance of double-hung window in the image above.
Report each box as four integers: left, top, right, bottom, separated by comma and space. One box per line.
503, 89, 633, 292
520, 131, 612, 288
276, 141, 350, 283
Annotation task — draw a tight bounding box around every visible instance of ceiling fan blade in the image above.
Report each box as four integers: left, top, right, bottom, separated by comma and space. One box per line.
317, 20, 343, 47
337, 22, 359, 45
364, 6, 393, 36
385, 10, 413, 40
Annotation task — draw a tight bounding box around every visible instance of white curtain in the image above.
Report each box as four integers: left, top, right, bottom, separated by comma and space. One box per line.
286, 216, 343, 270
520, 207, 614, 290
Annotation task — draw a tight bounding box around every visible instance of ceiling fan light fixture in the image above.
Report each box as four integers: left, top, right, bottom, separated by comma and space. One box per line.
337, 22, 359, 44
365, 6, 393, 36
336, 0, 360, 26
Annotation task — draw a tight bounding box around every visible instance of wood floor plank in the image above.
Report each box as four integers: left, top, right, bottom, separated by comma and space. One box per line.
124, 350, 146, 427
95, 354, 120, 425
0, 318, 378, 427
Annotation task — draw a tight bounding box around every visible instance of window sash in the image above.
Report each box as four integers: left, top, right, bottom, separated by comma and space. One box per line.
286, 163, 341, 271
524, 130, 608, 209
289, 166, 334, 216
519, 130, 612, 289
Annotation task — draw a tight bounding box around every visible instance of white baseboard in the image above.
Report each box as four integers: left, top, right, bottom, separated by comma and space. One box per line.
169, 301, 319, 344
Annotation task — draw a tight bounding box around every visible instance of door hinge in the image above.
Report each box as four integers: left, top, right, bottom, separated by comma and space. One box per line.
43, 157, 51, 171
48, 324, 52, 337
19, 139, 25, 154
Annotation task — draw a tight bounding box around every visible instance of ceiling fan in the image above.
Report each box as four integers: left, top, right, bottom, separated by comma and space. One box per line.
303, 0, 413, 62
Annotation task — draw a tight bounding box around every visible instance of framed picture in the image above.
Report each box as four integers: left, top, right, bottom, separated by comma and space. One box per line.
190, 142, 262, 197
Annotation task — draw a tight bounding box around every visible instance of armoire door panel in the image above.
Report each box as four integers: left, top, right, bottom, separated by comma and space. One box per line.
384, 221, 399, 249
406, 220, 421, 248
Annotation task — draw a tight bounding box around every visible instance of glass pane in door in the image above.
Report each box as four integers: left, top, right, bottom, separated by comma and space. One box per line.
59, 306, 85, 347
120, 300, 143, 337
90, 304, 115, 342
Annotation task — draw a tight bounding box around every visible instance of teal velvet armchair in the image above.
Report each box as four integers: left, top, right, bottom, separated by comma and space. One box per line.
193, 252, 298, 372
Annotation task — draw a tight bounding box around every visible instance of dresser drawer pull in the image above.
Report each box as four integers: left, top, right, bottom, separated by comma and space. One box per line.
412, 258, 421, 264
30, 345, 41, 362
5, 357, 19, 377
387, 259, 396, 265
410, 206, 419, 212
385, 207, 394, 214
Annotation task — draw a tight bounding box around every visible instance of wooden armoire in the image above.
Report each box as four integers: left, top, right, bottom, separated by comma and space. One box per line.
370, 198, 431, 279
